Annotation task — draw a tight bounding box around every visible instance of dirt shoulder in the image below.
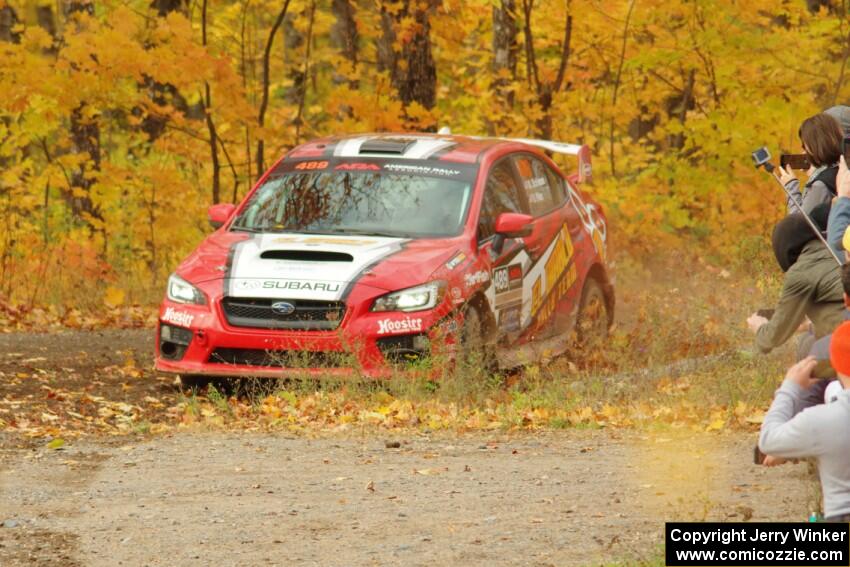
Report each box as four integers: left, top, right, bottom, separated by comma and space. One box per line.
0, 429, 814, 567
0, 329, 176, 444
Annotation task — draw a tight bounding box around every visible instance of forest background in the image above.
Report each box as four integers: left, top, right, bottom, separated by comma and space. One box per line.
0, 0, 846, 312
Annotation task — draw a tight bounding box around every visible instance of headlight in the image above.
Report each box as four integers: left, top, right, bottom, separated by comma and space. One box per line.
167, 273, 206, 305
371, 281, 446, 313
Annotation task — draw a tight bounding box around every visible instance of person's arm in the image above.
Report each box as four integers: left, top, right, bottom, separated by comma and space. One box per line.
755, 268, 812, 353
759, 358, 825, 458
827, 198, 850, 255
784, 177, 803, 214
829, 158, 850, 255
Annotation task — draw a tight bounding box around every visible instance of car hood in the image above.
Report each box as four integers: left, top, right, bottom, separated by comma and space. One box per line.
181, 232, 463, 302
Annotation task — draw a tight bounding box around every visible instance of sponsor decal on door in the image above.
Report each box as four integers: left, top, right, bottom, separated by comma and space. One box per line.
493, 263, 523, 309
530, 226, 578, 325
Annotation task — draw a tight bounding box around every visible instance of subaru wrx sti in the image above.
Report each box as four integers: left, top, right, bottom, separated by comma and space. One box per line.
155, 133, 614, 380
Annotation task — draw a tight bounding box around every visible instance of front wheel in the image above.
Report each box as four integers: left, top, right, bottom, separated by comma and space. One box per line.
575, 278, 610, 349
179, 375, 211, 391
459, 304, 498, 374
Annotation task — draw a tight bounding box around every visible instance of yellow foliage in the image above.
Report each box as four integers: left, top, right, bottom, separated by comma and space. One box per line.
0, 0, 845, 306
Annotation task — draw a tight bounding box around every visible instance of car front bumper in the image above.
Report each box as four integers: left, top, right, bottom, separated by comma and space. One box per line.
153, 299, 458, 379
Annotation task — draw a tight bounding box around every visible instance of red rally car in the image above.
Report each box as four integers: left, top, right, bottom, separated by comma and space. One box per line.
155, 133, 614, 380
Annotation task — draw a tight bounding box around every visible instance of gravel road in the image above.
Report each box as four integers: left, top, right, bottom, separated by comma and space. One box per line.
0, 428, 814, 566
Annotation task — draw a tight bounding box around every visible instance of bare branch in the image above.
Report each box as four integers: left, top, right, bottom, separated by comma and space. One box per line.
553, 6, 573, 93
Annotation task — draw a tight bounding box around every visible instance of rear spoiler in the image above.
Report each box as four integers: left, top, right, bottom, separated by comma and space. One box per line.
436, 128, 593, 183
500, 138, 593, 183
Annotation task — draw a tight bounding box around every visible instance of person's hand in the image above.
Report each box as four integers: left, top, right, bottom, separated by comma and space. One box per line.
785, 356, 819, 389
796, 317, 812, 333
763, 455, 787, 467
838, 155, 850, 199
777, 164, 797, 186
747, 313, 769, 333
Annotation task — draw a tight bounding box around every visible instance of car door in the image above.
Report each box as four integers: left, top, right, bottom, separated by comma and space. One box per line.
476, 158, 529, 341
509, 153, 580, 338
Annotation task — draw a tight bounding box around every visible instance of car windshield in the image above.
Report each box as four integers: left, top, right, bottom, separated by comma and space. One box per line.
231, 168, 473, 238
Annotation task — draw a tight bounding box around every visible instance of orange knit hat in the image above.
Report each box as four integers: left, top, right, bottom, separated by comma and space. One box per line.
829, 322, 850, 377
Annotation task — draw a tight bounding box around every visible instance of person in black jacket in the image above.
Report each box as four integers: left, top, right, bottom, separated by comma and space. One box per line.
777, 112, 842, 215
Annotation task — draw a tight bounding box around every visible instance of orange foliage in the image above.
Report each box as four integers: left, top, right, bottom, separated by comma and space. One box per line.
0, 0, 847, 309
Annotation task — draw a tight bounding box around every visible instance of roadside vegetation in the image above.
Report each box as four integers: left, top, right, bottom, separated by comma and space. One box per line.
1, 246, 793, 442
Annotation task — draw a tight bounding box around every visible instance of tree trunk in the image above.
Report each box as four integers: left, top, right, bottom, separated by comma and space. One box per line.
201, 0, 221, 204
151, 0, 186, 16
492, 0, 518, 107
284, 14, 305, 105
331, 0, 358, 87
294, 0, 317, 143
0, 4, 20, 43
521, 0, 571, 139
608, 0, 635, 177
379, 0, 438, 118
667, 69, 695, 150
140, 0, 188, 142
68, 105, 103, 228
66, 1, 104, 233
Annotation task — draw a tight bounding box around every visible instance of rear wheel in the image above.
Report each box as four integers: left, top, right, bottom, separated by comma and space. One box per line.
575, 278, 610, 348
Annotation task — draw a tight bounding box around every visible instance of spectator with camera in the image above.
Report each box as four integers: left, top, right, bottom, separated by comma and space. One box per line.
778, 113, 843, 215
758, 323, 850, 522
747, 203, 845, 353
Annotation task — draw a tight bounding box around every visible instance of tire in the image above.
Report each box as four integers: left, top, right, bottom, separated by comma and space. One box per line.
459, 304, 497, 373
179, 375, 211, 391
575, 277, 610, 348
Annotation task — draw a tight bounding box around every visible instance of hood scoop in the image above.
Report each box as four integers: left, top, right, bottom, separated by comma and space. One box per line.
260, 250, 354, 262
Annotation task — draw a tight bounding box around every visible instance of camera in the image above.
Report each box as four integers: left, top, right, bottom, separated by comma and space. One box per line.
751, 146, 772, 168
780, 154, 810, 170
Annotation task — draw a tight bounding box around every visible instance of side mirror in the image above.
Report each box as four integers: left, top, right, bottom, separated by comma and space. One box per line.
492, 212, 533, 256
494, 212, 534, 238
208, 203, 236, 229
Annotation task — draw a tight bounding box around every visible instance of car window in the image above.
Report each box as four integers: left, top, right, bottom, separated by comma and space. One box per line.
513, 155, 559, 216
478, 160, 526, 241
232, 169, 473, 238
546, 167, 566, 203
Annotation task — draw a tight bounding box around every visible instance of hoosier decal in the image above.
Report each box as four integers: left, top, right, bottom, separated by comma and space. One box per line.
162, 307, 194, 327
377, 316, 423, 335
